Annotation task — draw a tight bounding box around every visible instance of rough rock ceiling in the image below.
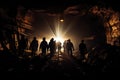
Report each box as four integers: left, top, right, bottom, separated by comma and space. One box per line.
0, 0, 119, 11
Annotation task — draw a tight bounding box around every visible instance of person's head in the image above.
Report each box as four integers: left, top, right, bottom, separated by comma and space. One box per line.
68, 39, 71, 42
43, 37, 46, 41
33, 37, 36, 40
50, 38, 54, 41
81, 40, 84, 43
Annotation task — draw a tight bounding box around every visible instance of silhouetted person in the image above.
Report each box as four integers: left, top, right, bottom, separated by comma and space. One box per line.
18, 35, 27, 56
79, 40, 87, 60
49, 38, 56, 56
30, 37, 38, 57
56, 41, 62, 53
39, 37, 48, 57
63, 40, 67, 53
66, 39, 74, 56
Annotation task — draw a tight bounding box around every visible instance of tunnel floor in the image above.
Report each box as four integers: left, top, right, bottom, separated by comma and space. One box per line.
0, 46, 120, 79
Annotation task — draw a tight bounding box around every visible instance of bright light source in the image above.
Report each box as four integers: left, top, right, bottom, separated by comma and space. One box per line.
54, 36, 65, 52
60, 19, 64, 22
55, 36, 64, 45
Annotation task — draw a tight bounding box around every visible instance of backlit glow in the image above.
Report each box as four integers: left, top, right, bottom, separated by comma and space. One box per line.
55, 36, 64, 46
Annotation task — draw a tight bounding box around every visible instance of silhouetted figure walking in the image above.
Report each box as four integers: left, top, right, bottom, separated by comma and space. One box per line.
49, 38, 56, 56
30, 37, 38, 57
39, 37, 48, 57
66, 39, 74, 56
18, 35, 27, 56
63, 40, 67, 53
56, 41, 62, 53
79, 40, 87, 61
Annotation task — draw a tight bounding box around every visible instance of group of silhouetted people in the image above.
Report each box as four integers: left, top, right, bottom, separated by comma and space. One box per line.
29, 37, 56, 57
18, 35, 88, 59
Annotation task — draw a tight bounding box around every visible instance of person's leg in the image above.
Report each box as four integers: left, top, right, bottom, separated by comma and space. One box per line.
70, 49, 73, 56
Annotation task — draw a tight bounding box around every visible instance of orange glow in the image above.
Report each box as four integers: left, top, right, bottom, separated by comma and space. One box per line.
90, 6, 120, 45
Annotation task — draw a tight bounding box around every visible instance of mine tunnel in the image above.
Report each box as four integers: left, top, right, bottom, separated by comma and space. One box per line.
0, 0, 120, 79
